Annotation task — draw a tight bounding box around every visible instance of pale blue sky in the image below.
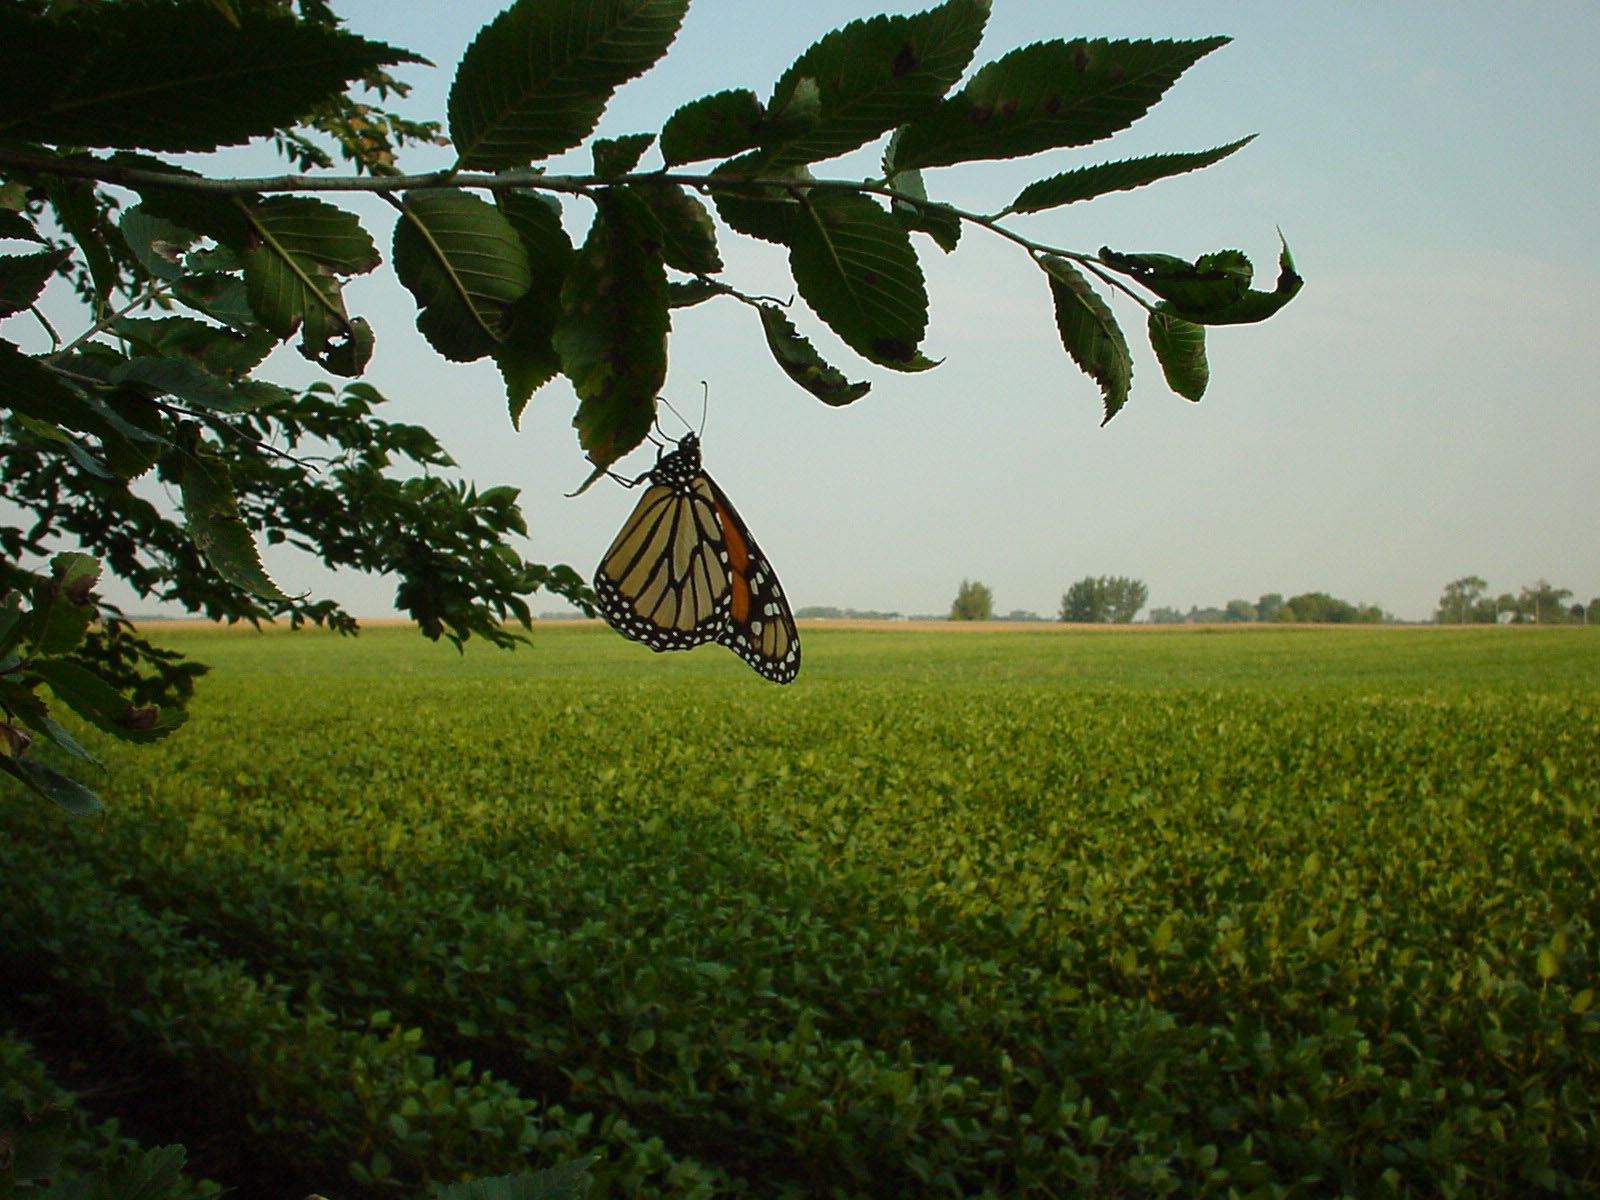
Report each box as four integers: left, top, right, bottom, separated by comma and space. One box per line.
98, 2, 1600, 620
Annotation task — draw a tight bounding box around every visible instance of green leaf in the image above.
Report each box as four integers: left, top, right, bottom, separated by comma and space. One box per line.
178, 445, 292, 602
661, 89, 767, 166
44, 178, 121, 311
0, 2, 419, 152
21, 553, 101, 657
594, 132, 655, 178
237, 196, 378, 373
31, 658, 184, 744
1004, 137, 1254, 215
1100, 237, 1303, 325
1041, 255, 1131, 423
393, 189, 532, 363
0, 753, 102, 815
104, 1145, 190, 1200
108, 357, 291, 414
1536, 946, 1559, 981
0, 248, 72, 318
449, 0, 690, 170
1148, 310, 1208, 402
761, 0, 989, 171
881, 145, 961, 251
710, 153, 811, 245
430, 1159, 597, 1200
667, 279, 720, 308
495, 192, 574, 427
787, 190, 932, 370
758, 305, 871, 406
633, 182, 722, 274
119, 205, 200, 282
111, 316, 275, 378
888, 36, 1230, 172
553, 190, 669, 471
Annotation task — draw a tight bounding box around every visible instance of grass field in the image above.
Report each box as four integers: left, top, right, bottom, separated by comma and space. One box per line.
4, 622, 1597, 1199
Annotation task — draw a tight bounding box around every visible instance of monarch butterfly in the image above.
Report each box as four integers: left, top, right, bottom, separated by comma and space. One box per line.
594, 431, 801, 683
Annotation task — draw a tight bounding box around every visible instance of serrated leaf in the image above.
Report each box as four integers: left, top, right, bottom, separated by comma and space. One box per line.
553, 190, 669, 470
1041, 255, 1131, 422
661, 88, 766, 166
111, 316, 275, 378
178, 446, 292, 601
105, 1145, 190, 1200
496, 191, 574, 426
31, 658, 185, 744
450, 0, 690, 170
0, 247, 72, 318
761, 0, 989, 171
758, 304, 871, 406
0, 208, 44, 242
1004, 137, 1254, 215
0, 3, 418, 152
633, 182, 721, 274
393, 189, 532, 363
1148, 309, 1207, 402
888, 36, 1230, 172
238, 196, 378, 371
710, 153, 811, 245
594, 132, 655, 178
787, 190, 932, 370
109, 357, 289, 413
0, 754, 102, 815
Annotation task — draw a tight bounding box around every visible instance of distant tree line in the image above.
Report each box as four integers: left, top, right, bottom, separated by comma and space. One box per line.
1148, 592, 1386, 624
1434, 577, 1596, 625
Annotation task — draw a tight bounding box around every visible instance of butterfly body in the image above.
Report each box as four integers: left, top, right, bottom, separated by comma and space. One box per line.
594, 432, 801, 683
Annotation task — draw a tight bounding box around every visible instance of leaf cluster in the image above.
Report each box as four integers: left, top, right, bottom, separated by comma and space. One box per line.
2, 0, 1299, 811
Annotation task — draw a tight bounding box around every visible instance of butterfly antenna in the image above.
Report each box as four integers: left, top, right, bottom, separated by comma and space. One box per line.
657, 394, 694, 436
697, 381, 709, 436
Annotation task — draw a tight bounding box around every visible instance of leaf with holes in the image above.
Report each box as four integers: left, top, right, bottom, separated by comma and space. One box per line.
394, 189, 532, 363
449, 0, 689, 170
238, 197, 378, 374
1041, 255, 1131, 423
787, 191, 932, 370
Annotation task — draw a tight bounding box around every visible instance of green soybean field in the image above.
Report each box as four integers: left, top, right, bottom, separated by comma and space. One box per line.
4, 623, 1598, 1199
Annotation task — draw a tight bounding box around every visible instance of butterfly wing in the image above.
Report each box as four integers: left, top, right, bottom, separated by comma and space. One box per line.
594, 477, 728, 652
700, 473, 801, 683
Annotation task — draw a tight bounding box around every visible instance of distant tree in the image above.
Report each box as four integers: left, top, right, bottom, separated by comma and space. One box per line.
1435, 575, 1492, 623
1274, 591, 1381, 624
1002, 609, 1044, 622
1516, 579, 1573, 624
1224, 598, 1256, 622
1059, 575, 1146, 623
1256, 593, 1285, 621
950, 579, 994, 621
1587, 598, 1599, 625
1147, 605, 1184, 624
